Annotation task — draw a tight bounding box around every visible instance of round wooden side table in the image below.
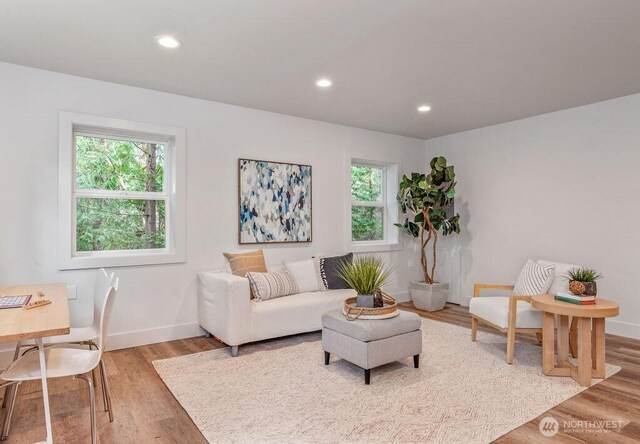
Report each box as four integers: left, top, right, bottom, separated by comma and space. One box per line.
531, 294, 619, 387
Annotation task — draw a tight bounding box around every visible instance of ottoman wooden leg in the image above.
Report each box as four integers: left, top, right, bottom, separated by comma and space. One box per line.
324, 351, 330, 365
364, 369, 371, 385
414, 354, 420, 368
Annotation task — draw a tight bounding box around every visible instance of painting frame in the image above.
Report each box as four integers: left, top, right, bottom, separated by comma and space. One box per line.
238, 158, 313, 244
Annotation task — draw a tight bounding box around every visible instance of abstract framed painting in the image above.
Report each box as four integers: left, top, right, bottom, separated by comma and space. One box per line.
238, 158, 312, 244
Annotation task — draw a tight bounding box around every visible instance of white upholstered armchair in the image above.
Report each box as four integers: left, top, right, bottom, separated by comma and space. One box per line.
469, 260, 579, 364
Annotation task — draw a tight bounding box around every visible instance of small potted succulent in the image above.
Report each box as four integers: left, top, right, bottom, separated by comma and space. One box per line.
565, 267, 602, 296
337, 255, 392, 308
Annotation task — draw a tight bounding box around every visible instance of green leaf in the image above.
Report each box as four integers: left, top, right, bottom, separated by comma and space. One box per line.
446, 187, 456, 198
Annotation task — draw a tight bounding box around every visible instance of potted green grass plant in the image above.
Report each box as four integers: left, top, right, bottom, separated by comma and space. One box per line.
337, 255, 393, 308
396, 156, 461, 311
566, 267, 602, 296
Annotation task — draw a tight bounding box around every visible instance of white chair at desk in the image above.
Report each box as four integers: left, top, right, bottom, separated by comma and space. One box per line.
0, 278, 119, 444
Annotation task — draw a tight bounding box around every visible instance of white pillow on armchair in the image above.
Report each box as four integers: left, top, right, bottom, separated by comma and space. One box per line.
537, 259, 580, 294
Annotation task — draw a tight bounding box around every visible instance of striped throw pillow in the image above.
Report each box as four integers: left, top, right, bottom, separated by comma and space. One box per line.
246, 271, 299, 302
513, 259, 556, 296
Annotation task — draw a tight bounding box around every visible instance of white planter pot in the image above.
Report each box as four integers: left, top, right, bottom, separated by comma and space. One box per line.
410, 282, 449, 312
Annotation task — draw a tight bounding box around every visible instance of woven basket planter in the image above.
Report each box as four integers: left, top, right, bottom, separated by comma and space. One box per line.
343, 294, 398, 320
569, 280, 597, 296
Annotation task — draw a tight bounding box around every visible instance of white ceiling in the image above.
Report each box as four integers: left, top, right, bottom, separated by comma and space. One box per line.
2, 1, 640, 139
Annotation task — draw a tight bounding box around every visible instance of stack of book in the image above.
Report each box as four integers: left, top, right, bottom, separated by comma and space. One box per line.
554, 292, 596, 305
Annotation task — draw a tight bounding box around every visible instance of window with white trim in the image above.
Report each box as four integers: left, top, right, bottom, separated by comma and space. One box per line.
348, 157, 399, 250
59, 112, 185, 269
351, 164, 386, 242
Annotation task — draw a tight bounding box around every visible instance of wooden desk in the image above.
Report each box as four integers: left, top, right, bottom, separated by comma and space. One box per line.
0, 283, 70, 444
531, 294, 619, 387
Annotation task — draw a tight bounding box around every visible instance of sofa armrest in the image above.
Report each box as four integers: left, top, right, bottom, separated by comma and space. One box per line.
197, 271, 252, 346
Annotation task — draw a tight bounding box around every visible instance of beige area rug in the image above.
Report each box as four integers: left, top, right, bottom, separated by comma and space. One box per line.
153, 319, 620, 444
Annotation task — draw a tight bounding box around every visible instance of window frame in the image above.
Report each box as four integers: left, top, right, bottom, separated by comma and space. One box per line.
350, 163, 387, 244
58, 112, 186, 270
346, 154, 401, 253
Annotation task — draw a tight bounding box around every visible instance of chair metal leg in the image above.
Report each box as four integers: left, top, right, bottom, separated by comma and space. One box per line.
88, 343, 108, 413
99, 359, 114, 422
231, 346, 239, 357
2, 344, 23, 409
1, 382, 20, 440
88, 344, 100, 402
76, 375, 97, 444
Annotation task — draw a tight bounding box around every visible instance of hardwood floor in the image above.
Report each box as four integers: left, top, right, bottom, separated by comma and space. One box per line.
3, 303, 639, 443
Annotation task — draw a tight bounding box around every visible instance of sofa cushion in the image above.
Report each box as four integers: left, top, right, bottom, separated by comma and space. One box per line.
537, 259, 580, 295
513, 259, 555, 295
319, 253, 353, 289
284, 259, 319, 293
223, 250, 267, 277
469, 296, 542, 329
246, 271, 298, 301
250, 289, 356, 340
321, 309, 421, 342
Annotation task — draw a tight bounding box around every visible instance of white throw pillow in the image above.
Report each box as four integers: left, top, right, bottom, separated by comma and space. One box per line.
537, 259, 580, 295
513, 259, 555, 295
284, 259, 319, 293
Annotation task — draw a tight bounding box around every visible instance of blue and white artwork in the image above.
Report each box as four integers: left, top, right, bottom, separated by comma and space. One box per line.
239, 159, 312, 243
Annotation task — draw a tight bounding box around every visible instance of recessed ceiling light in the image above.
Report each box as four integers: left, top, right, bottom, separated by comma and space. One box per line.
417, 105, 432, 112
316, 78, 332, 88
155, 35, 182, 49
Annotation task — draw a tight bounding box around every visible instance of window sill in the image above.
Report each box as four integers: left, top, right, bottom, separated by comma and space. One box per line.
351, 242, 402, 253
59, 250, 186, 270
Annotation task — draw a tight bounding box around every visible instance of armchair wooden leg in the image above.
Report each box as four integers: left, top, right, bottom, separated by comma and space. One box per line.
506, 325, 516, 364
471, 317, 478, 342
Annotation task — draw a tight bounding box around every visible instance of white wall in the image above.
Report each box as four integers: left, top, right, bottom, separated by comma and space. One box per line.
424, 93, 640, 339
0, 62, 426, 360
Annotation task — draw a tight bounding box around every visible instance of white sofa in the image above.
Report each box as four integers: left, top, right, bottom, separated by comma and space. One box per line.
198, 271, 356, 356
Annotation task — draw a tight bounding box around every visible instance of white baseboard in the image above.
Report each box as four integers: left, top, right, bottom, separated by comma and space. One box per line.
394, 291, 410, 303
105, 322, 204, 351
0, 322, 205, 368
606, 319, 640, 340
458, 297, 640, 340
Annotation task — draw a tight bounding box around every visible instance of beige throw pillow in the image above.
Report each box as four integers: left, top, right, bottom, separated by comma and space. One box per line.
223, 250, 267, 277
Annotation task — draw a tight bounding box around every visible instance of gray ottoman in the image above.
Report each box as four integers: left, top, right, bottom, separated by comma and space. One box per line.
321, 309, 422, 384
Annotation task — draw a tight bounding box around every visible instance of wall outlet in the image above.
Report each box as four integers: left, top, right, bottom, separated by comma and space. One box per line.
67, 285, 77, 300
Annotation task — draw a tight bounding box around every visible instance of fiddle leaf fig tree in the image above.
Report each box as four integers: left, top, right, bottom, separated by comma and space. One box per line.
395, 156, 461, 284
